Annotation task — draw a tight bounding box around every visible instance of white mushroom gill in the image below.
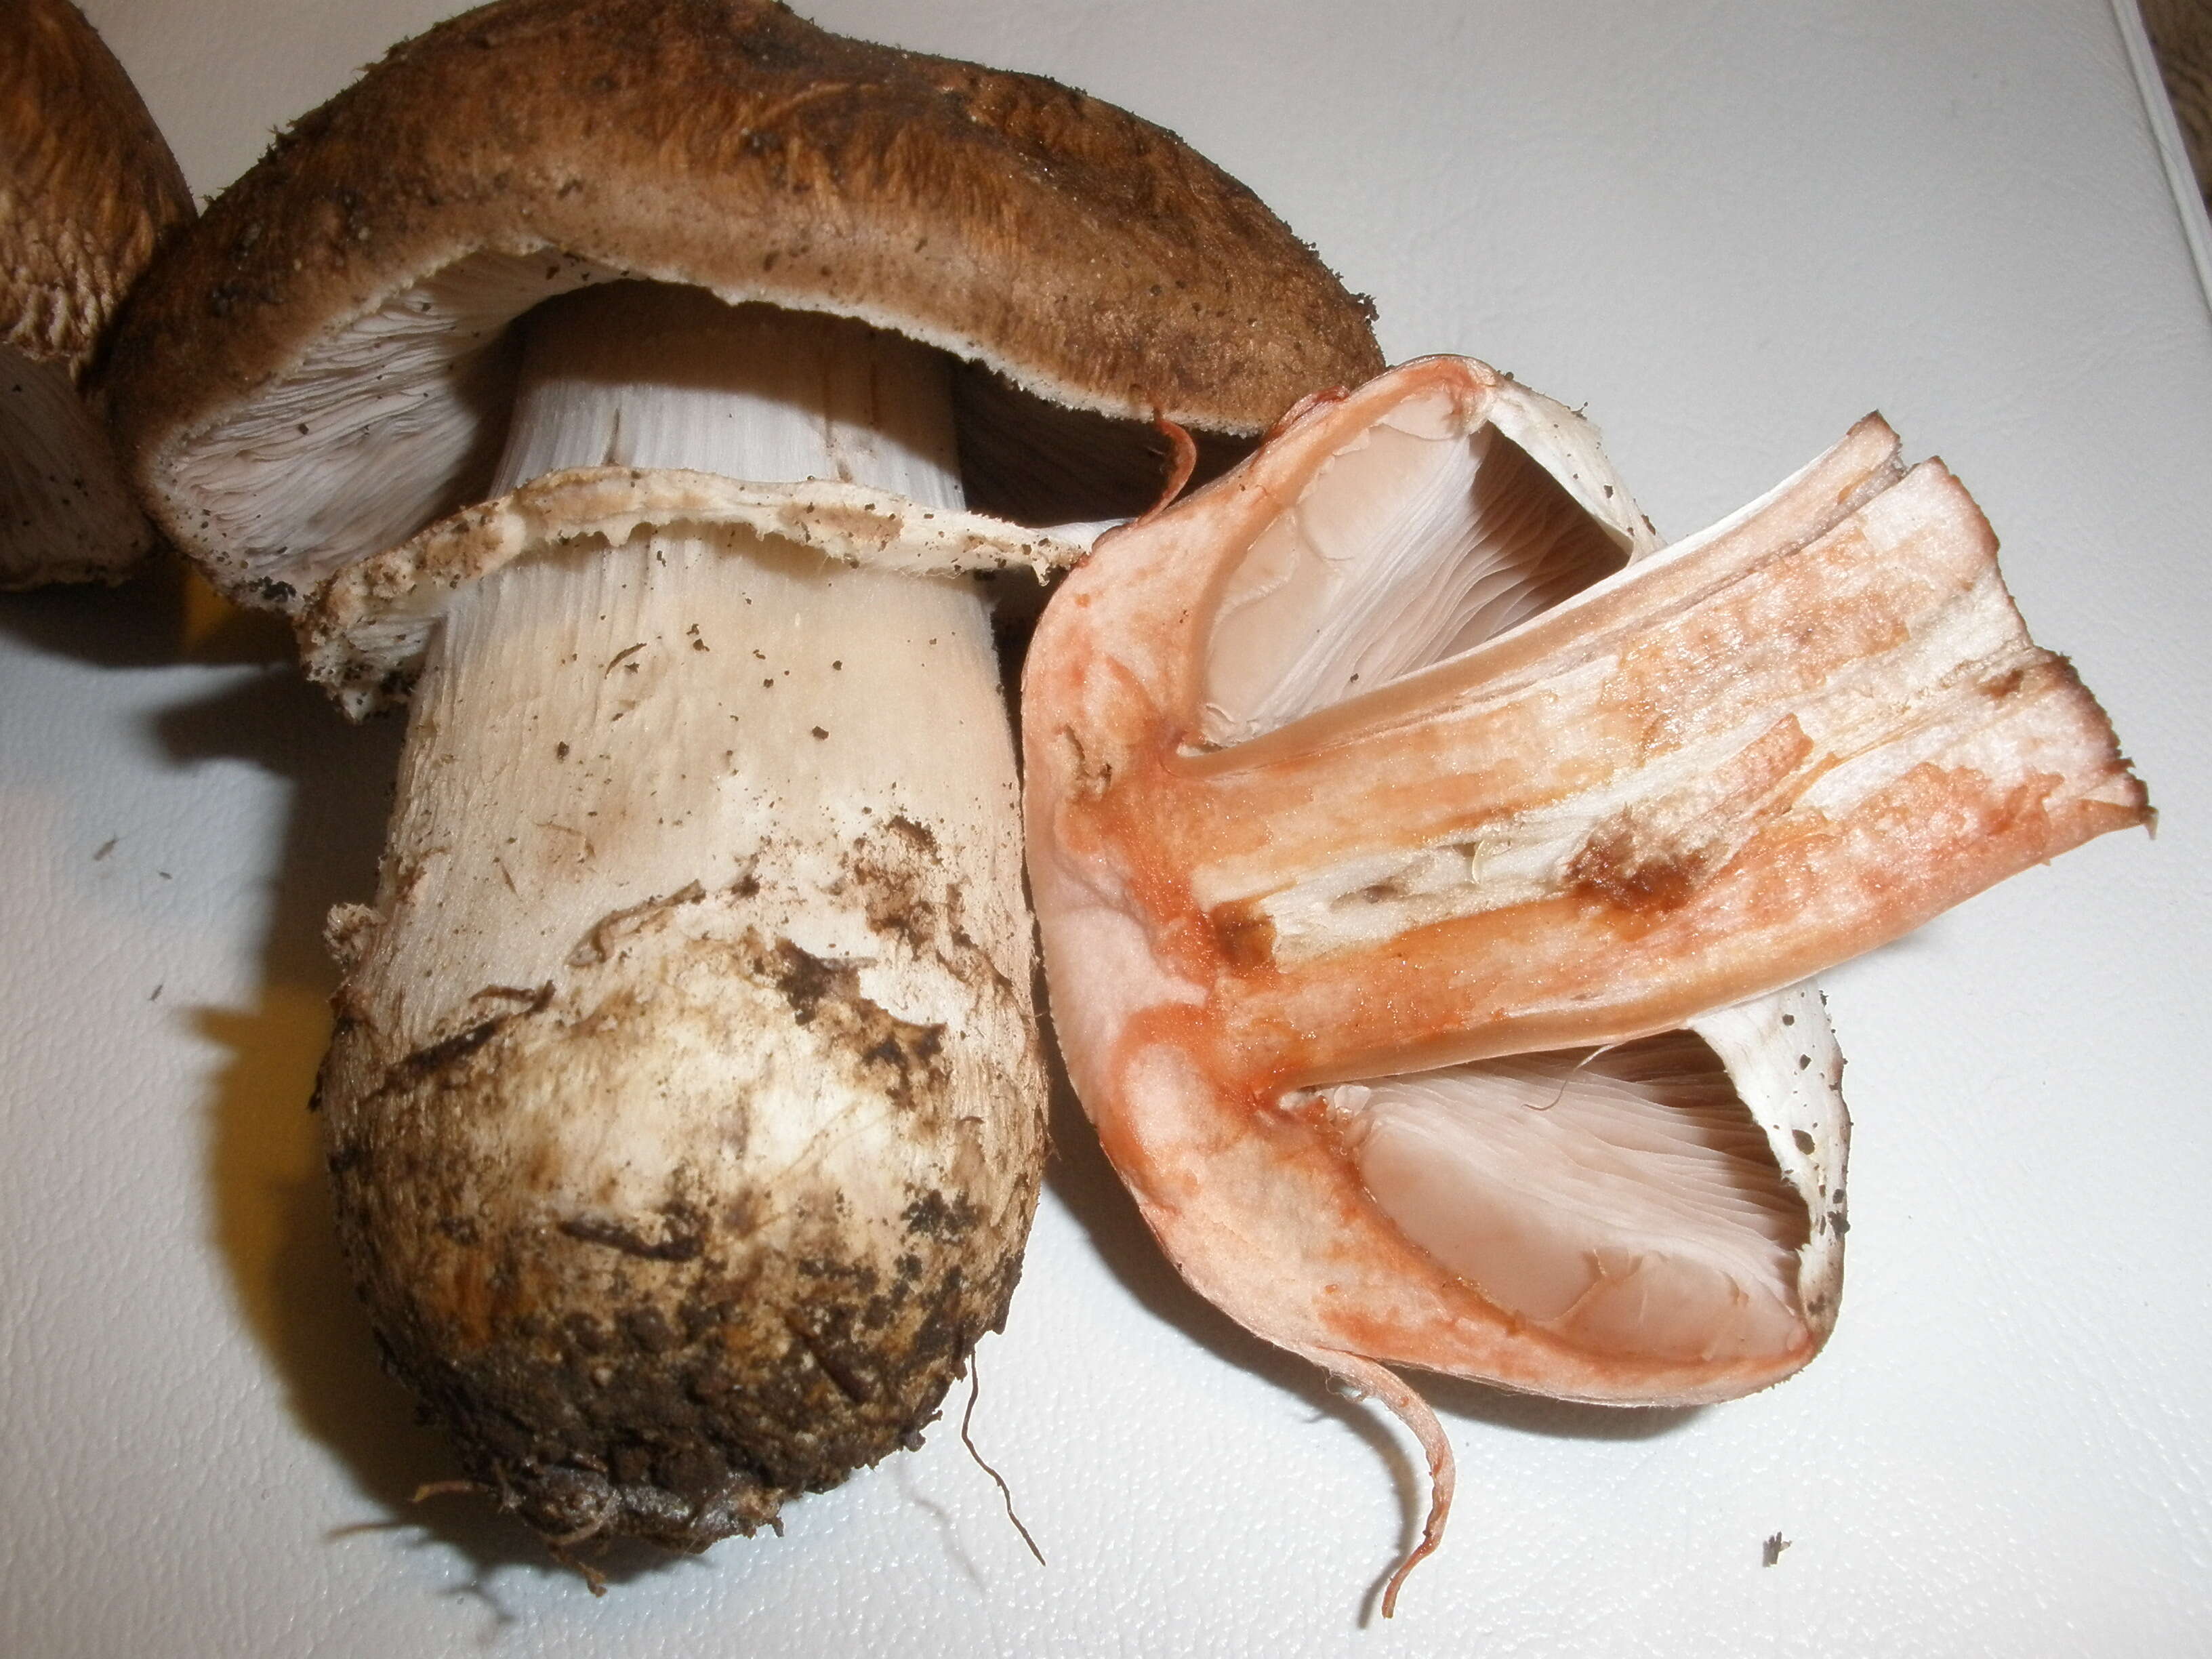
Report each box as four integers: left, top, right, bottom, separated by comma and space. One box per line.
161, 251, 1141, 606
178, 252, 617, 599
1319, 1033, 1807, 1364
1200, 389, 1633, 745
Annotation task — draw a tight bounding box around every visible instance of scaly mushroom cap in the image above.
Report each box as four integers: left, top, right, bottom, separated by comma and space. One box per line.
104, 0, 1383, 611
2, 0, 190, 374
1, 0, 191, 586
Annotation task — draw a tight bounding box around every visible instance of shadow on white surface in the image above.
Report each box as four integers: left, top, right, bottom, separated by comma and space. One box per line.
1, 564, 640, 1596
142, 613, 718, 1598
890, 1447, 991, 1593
0, 554, 237, 670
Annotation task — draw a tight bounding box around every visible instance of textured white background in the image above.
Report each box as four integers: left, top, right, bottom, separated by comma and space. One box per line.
5, 1, 2209, 1654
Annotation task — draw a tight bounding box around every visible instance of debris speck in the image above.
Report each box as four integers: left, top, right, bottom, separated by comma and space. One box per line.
1762, 1532, 1790, 1567
811, 726, 829, 740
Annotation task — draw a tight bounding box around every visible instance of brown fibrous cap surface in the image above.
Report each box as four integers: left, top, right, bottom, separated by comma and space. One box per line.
3, 0, 192, 377
108, 0, 1383, 581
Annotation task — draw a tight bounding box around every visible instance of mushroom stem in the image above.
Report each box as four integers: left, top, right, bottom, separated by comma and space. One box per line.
319, 282, 1044, 1546
2, 350, 155, 586
348, 283, 1013, 1033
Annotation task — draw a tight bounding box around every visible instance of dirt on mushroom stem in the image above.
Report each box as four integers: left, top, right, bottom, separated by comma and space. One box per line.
319, 282, 1047, 1548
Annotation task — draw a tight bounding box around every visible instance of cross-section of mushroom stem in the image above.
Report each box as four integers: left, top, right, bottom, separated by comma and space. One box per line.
316, 283, 1046, 1549
1023, 354, 2145, 1609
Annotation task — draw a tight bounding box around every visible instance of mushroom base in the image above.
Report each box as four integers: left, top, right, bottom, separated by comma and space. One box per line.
321, 859, 1037, 1548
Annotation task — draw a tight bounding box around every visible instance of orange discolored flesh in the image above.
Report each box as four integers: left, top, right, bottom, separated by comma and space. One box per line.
1021, 355, 2146, 1607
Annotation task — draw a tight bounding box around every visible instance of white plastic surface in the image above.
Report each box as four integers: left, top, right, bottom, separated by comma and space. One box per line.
5, 2, 2208, 1654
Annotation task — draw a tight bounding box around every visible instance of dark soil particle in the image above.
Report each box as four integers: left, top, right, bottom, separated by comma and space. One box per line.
903, 1187, 981, 1242
559, 1207, 706, 1263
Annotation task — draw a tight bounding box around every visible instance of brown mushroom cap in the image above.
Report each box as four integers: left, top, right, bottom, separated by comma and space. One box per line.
106, 0, 1383, 611
2, 0, 192, 587
3, 0, 191, 376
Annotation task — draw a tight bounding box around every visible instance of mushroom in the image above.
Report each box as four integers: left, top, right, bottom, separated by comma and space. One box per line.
1021, 355, 2148, 1608
103, 0, 1380, 1552
1, 0, 191, 588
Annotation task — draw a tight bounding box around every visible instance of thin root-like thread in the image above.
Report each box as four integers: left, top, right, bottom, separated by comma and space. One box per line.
550, 1543, 610, 1598
411, 1479, 492, 1503
1303, 1346, 1454, 1618
544, 1495, 623, 1601
546, 1500, 615, 1550
1526, 1042, 1625, 1111
544, 1490, 619, 1595
1138, 413, 1197, 524
962, 1356, 1046, 1567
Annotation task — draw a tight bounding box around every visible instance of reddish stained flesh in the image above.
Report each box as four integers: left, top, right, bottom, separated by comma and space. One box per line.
1023, 355, 2144, 1607
1084, 996, 1820, 1406
1025, 356, 2144, 1401
1233, 737, 2120, 1088
1057, 457, 2141, 1094
1172, 403, 1910, 781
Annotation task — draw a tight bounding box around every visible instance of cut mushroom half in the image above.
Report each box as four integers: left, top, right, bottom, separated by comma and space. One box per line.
1021, 354, 2146, 1610
105, 0, 1382, 1555
1, 0, 191, 586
